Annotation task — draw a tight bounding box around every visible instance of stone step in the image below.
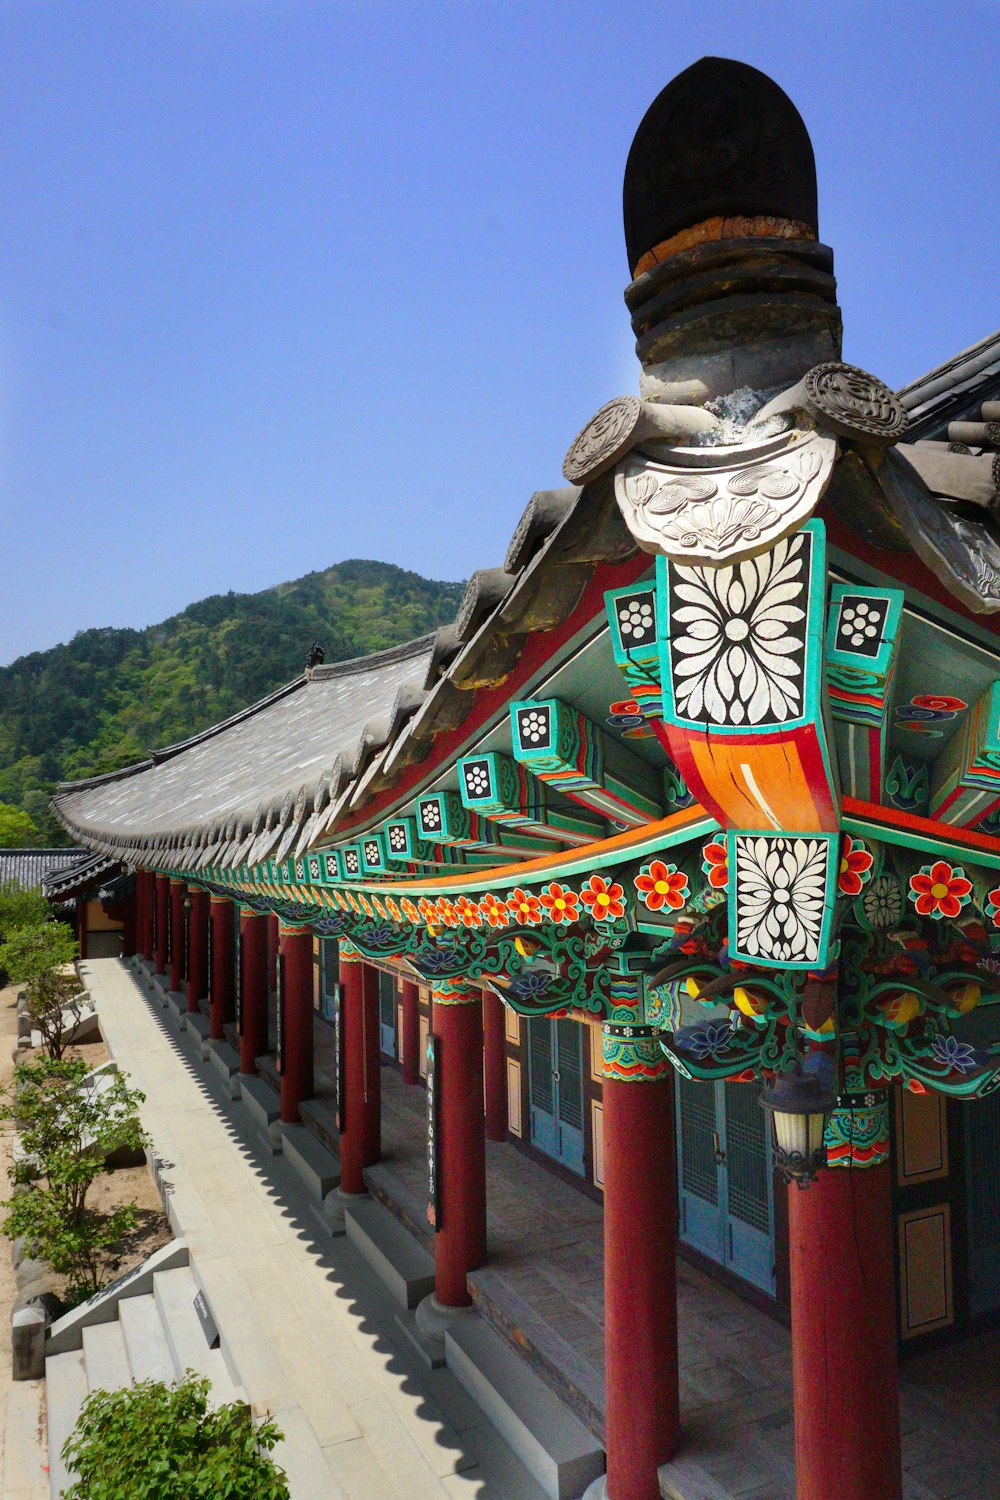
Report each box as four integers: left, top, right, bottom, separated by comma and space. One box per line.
207, 1038, 242, 1097
152, 1267, 240, 1402
163, 988, 187, 1028
345, 1196, 435, 1310
239, 1072, 282, 1151
280, 1122, 340, 1200
118, 1293, 176, 1384
183, 1011, 212, 1056
82, 1320, 131, 1393
445, 1316, 605, 1500
47, 1238, 189, 1355
2, 1381, 48, 1500
45, 1350, 87, 1500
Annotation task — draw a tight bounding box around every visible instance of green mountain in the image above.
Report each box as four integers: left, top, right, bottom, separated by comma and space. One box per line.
0, 560, 464, 845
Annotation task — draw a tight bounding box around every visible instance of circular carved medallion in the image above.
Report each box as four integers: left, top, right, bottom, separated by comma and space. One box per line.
564, 396, 641, 484
856, 873, 903, 931
314, 773, 330, 814
803, 362, 908, 443
294, 785, 311, 823
280, 791, 294, 824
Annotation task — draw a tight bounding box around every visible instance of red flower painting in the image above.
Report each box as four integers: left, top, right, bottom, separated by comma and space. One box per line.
435, 897, 459, 928
454, 896, 483, 928
479, 892, 509, 928
580, 874, 626, 922
908, 861, 972, 920
838, 836, 874, 896
539, 882, 580, 924
634, 860, 689, 912
506, 887, 543, 926
701, 840, 729, 890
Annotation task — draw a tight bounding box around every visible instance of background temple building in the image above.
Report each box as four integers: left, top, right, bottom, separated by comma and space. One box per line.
46, 58, 1000, 1500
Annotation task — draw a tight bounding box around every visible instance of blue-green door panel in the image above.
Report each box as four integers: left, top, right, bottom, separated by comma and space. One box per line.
528, 1018, 585, 1176
378, 970, 396, 1059
676, 1077, 775, 1296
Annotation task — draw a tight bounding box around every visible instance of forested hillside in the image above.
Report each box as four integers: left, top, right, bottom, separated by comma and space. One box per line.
0, 560, 463, 844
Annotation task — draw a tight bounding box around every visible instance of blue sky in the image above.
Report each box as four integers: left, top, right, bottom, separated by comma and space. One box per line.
1, 1, 997, 664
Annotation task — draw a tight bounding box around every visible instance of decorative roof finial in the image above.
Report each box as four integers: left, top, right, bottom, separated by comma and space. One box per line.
306, 641, 325, 669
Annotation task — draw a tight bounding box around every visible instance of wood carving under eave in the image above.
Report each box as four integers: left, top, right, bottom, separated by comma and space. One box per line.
456, 568, 519, 643
504, 486, 580, 573
402, 677, 474, 745
498, 562, 590, 634
448, 632, 521, 691
555, 474, 640, 565
821, 448, 912, 554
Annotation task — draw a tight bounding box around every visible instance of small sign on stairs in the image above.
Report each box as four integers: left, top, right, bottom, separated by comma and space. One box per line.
193, 1290, 220, 1349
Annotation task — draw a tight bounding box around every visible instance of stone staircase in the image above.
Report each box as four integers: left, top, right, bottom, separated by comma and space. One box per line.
44, 1264, 242, 1499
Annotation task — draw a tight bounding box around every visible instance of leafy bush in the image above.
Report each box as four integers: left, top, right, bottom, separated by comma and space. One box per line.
61, 1374, 289, 1500
0, 919, 81, 1057
1, 1058, 149, 1303
0, 888, 53, 984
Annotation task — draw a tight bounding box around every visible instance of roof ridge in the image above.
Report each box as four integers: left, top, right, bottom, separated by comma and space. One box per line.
307, 633, 437, 680
898, 327, 1000, 407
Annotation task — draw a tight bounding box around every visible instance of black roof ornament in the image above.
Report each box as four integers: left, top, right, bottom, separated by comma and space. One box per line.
623, 57, 818, 276
306, 641, 325, 669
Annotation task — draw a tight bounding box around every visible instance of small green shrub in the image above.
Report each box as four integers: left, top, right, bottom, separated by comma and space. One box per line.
0, 919, 81, 1056
1, 1058, 149, 1303
0, 889, 53, 985
0, 887, 50, 944
61, 1373, 289, 1499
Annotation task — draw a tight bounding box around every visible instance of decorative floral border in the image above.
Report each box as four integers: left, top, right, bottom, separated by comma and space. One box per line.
316, 872, 643, 932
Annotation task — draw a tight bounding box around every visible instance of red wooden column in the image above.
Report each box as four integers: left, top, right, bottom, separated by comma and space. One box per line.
186, 888, 210, 1015
120, 886, 137, 958
141, 872, 155, 963
400, 979, 421, 1086
482, 986, 507, 1143
788, 1150, 902, 1500
338, 948, 381, 1195
154, 875, 169, 975
267, 913, 279, 992
134, 871, 147, 961
209, 896, 235, 1041
76, 897, 89, 961
601, 1022, 679, 1500
278, 922, 314, 1124
238, 908, 268, 1075
430, 980, 487, 1307
169, 880, 186, 994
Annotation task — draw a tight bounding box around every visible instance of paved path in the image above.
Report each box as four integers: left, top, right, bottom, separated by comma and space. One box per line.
81, 957, 547, 1500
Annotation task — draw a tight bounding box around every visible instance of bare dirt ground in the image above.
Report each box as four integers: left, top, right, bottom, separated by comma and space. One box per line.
0, 982, 24, 1478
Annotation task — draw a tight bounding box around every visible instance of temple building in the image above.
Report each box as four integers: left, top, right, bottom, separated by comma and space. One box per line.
49, 59, 1000, 1500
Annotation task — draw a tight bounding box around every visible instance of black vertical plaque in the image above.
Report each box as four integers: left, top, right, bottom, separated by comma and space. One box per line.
183, 906, 190, 980
234, 921, 243, 1034
334, 987, 344, 1132
426, 1034, 440, 1232
276, 952, 285, 1074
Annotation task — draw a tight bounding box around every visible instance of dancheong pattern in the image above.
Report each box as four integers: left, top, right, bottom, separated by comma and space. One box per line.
732, 834, 829, 964
667, 532, 810, 728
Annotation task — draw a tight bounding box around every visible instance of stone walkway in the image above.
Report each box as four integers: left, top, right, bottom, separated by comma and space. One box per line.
82, 957, 549, 1500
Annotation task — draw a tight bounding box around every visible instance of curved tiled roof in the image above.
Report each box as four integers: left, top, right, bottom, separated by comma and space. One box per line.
0, 848, 90, 892
54, 636, 437, 859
